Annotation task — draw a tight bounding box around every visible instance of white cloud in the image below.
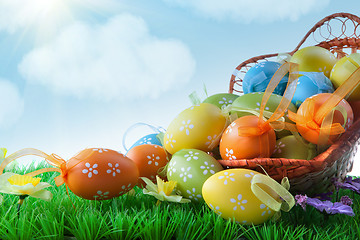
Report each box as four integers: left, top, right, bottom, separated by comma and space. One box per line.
0, 0, 123, 34
0, 80, 24, 128
163, 0, 330, 23
18, 14, 196, 101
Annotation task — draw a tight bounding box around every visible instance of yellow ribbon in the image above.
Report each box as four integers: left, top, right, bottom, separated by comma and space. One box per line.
251, 174, 295, 212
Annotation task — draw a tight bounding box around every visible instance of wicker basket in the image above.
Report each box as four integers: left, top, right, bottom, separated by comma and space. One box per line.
218, 12, 360, 195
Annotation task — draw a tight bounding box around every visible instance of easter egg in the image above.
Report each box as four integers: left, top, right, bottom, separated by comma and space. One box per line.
65, 148, 139, 200
202, 169, 276, 225
242, 61, 288, 96
164, 103, 227, 155
290, 46, 337, 78
291, 72, 334, 107
166, 149, 223, 202
271, 135, 317, 160
349, 100, 360, 121
330, 53, 360, 101
231, 92, 297, 138
219, 115, 276, 159
126, 144, 169, 187
295, 93, 353, 144
128, 133, 162, 151
203, 93, 239, 109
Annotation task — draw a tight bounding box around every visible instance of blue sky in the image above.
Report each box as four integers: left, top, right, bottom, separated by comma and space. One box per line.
1, 0, 360, 174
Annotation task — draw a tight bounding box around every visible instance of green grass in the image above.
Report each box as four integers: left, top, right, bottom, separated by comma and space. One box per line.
1, 162, 359, 240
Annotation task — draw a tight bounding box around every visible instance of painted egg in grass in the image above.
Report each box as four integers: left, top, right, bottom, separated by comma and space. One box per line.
202, 169, 276, 225
219, 115, 276, 160
203, 93, 239, 109
271, 135, 317, 160
166, 149, 223, 202
65, 148, 139, 200
290, 46, 337, 78
163, 103, 227, 155
231, 92, 297, 138
128, 133, 162, 151
242, 61, 288, 96
330, 53, 360, 101
126, 144, 169, 187
295, 93, 353, 145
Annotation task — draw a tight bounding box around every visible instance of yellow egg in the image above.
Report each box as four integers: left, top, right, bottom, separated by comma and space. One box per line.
164, 103, 227, 155
202, 169, 277, 225
330, 53, 360, 101
290, 46, 337, 78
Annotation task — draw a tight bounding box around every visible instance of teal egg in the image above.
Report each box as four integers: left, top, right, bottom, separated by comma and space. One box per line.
271, 135, 317, 160
203, 93, 239, 109
167, 149, 223, 202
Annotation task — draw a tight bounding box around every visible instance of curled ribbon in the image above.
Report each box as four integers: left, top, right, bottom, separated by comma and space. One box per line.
0, 148, 66, 186
288, 62, 360, 145
236, 62, 300, 157
251, 174, 295, 212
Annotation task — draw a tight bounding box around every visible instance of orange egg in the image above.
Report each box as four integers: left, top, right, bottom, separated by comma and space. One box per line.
219, 115, 276, 160
126, 144, 169, 187
64, 148, 139, 200
295, 93, 353, 144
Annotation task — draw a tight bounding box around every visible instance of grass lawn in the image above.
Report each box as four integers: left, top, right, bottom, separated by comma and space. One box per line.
0, 162, 359, 240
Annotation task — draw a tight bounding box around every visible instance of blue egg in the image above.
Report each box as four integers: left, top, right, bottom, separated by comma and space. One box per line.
128, 133, 162, 151
243, 61, 288, 95
291, 72, 334, 107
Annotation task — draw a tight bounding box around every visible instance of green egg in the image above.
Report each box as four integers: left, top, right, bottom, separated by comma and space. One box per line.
231, 92, 298, 138
271, 135, 317, 160
203, 93, 240, 109
167, 149, 223, 202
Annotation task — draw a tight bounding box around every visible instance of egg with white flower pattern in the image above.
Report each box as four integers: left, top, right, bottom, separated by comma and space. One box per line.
65, 148, 139, 200
202, 169, 276, 225
167, 149, 223, 202
126, 144, 169, 187
163, 103, 227, 155
203, 93, 239, 109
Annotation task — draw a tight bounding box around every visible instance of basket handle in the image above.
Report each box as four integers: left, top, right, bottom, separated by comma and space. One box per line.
291, 12, 360, 54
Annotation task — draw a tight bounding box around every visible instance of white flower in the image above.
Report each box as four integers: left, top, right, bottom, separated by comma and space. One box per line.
106, 163, 121, 177
94, 190, 110, 200
186, 188, 202, 201
167, 161, 177, 176
205, 134, 218, 148
93, 148, 108, 153
82, 163, 99, 178
230, 194, 247, 211
218, 172, 235, 185
184, 151, 199, 161
260, 204, 272, 216
147, 154, 160, 166
200, 161, 216, 175
179, 120, 194, 135
179, 167, 192, 182
225, 148, 237, 160
165, 133, 176, 149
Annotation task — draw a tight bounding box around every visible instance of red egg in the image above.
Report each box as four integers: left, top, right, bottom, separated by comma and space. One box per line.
295, 93, 353, 144
64, 148, 139, 200
219, 115, 276, 160
126, 144, 169, 187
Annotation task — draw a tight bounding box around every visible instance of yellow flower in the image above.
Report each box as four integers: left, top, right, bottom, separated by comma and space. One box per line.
141, 176, 190, 204
0, 172, 52, 201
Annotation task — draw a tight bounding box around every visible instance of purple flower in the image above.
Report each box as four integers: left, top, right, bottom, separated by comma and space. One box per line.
340, 195, 353, 206
312, 191, 333, 201
333, 176, 360, 194
295, 194, 355, 217
295, 194, 307, 210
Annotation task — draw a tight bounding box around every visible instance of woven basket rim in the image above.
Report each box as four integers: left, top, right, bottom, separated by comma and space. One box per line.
223, 12, 360, 182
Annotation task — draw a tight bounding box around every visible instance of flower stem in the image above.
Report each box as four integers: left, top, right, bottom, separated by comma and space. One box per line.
17, 195, 28, 217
